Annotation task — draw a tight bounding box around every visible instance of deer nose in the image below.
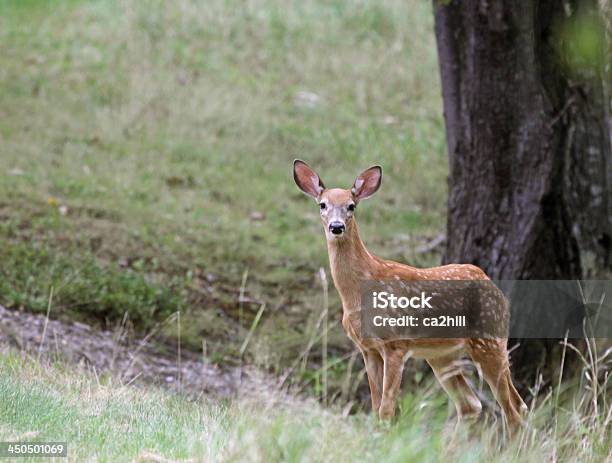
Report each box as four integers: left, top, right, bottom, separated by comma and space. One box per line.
329, 222, 345, 235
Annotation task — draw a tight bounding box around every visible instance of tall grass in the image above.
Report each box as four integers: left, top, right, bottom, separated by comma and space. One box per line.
0, 348, 609, 462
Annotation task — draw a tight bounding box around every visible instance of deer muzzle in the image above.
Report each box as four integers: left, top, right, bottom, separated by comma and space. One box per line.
329, 221, 346, 235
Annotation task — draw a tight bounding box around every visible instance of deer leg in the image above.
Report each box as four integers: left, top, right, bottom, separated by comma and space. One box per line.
362, 350, 384, 414
467, 339, 525, 434
427, 355, 482, 421
379, 349, 405, 420
507, 369, 529, 418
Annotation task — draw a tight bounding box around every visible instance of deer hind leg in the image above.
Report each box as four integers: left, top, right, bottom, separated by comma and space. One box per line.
362, 350, 384, 414
427, 355, 482, 421
378, 348, 406, 420
467, 339, 526, 434
507, 369, 528, 417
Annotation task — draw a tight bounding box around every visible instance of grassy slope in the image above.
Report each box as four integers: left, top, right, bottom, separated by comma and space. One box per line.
0, 0, 446, 370
0, 350, 609, 463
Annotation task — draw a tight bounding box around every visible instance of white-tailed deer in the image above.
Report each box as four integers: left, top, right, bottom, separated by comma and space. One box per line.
293, 160, 527, 432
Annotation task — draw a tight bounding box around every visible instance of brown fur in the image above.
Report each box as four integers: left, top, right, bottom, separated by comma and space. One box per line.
294, 161, 527, 434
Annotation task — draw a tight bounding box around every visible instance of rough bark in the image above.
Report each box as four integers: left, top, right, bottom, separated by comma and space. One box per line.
433, 0, 611, 385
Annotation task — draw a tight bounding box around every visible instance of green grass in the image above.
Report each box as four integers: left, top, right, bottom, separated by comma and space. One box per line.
0, 350, 609, 462
0, 239, 186, 329
0, 0, 447, 371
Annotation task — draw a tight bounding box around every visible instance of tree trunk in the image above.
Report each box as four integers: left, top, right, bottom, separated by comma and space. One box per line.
433, 0, 611, 386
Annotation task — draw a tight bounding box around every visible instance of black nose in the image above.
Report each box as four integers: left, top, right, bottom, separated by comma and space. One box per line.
329, 222, 345, 235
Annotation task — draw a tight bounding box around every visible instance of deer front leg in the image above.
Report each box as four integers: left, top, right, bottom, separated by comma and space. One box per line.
379, 349, 405, 420
362, 350, 384, 414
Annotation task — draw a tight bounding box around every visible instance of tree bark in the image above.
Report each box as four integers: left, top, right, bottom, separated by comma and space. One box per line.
433, 0, 611, 385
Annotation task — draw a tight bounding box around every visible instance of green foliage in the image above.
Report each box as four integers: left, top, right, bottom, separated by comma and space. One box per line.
0, 240, 185, 329
555, 9, 606, 73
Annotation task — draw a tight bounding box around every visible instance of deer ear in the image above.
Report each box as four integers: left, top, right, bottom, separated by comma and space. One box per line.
293, 159, 325, 199
352, 166, 382, 200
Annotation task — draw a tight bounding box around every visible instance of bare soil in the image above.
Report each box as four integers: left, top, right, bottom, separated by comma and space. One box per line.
0, 304, 281, 399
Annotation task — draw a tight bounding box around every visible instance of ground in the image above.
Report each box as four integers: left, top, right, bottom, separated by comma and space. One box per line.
0, 303, 274, 398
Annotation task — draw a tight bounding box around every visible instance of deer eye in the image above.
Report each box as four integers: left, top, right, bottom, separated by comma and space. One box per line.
319, 203, 327, 210
347, 204, 355, 211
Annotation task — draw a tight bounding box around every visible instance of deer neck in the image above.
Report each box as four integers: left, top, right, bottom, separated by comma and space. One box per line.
326, 220, 378, 313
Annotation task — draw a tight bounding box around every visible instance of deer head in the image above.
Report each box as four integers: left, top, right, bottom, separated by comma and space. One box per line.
293, 159, 382, 241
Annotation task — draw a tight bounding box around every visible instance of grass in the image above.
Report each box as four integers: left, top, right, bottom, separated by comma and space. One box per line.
0, 0, 447, 373
0, 349, 609, 462
0, 239, 186, 329
0, 1, 610, 461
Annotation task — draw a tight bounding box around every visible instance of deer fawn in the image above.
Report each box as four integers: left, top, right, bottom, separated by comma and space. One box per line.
293, 160, 527, 432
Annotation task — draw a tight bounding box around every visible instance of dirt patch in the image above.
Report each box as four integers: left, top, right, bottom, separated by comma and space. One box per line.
0, 304, 282, 400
